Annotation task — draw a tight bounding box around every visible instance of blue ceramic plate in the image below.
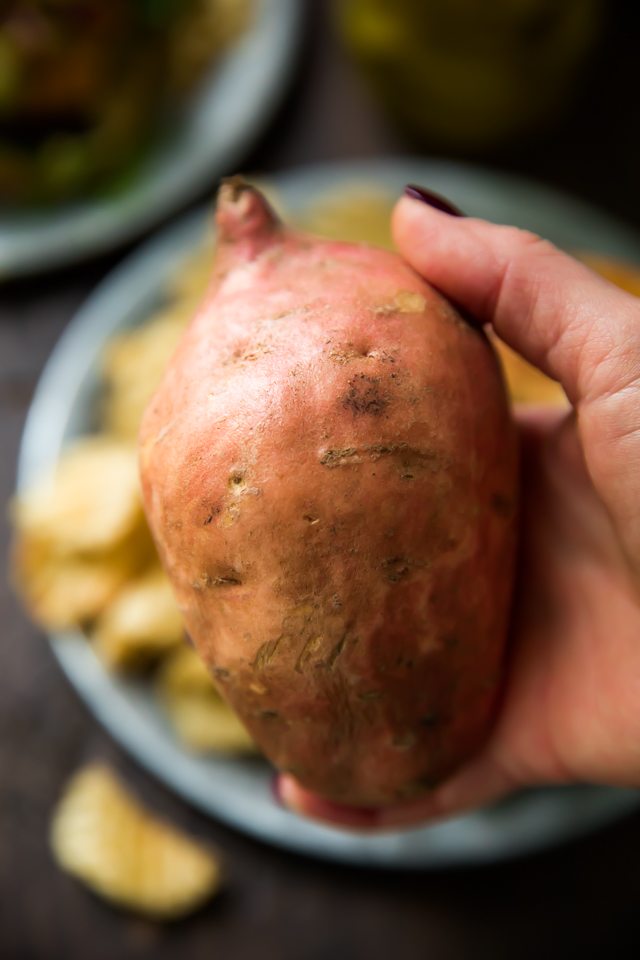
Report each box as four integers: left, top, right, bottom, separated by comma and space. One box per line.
0, 0, 302, 279
18, 158, 640, 868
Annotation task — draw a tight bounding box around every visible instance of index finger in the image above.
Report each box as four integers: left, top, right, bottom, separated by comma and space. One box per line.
392, 196, 640, 407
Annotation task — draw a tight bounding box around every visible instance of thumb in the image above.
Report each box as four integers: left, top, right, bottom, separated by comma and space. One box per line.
393, 194, 640, 563
277, 756, 515, 831
392, 194, 640, 408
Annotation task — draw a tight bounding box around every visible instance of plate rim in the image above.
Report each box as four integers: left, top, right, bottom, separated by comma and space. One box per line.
0, 0, 304, 279
17, 156, 640, 868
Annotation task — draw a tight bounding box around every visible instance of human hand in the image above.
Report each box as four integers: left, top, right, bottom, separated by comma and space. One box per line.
279, 187, 640, 829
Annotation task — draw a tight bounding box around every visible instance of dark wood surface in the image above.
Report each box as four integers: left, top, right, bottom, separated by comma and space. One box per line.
3, 3, 640, 957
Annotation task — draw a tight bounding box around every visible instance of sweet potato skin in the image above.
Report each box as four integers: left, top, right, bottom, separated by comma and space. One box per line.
139, 185, 518, 807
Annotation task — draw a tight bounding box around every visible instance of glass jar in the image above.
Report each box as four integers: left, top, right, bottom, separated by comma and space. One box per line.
335, 0, 603, 151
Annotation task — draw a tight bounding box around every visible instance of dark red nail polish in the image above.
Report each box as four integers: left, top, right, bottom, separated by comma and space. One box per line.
403, 184, 478, 327
404, 184, 463, 217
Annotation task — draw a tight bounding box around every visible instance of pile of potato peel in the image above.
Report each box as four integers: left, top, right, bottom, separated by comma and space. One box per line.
10, 236, 254, 757
50, 764, 222, 919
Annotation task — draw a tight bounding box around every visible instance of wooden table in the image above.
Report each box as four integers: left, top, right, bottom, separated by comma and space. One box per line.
3, 3, 640, 956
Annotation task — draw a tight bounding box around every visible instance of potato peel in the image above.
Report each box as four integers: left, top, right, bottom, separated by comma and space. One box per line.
157, 645, 216, 694
51, 765, 222, 919
102, 313, 188, 441
93, 569, 184, 670
158, 648, 256, 754
162, 692, 257, 755
12, 544, 132, 630
13, 438, 144, 555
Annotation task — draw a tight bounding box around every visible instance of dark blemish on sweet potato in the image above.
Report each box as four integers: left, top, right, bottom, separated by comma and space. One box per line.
367, 442, 405, 459
420, 712, 443, 728
382, 556, 411, 582
413, 773, 443, 790
366, 443, 440, 481
358, 690, 382, 701
253, 637, 281, 670
395, 655, 414, 669
321, 449, 350, 466
326, 634, 347, 669
491, 492, 515, 517
342, 374, 388, 417
303, 514, 320, 524
367, 349, 396, 363
329, 345, 397, 364
211, 574, 242, 586
295, 635, 322, 673
480, 672, 500, 692
320, 442, 440, 476
320, 671, 356, 743
393, 732, 417, 750
260, 709, 279, 720
229, 341, 272, 363
193, 569, 241, 589
212, 666, 230, 680
203, 504, 221, 525
319, 447, 362, 468
328, 345, 367, 364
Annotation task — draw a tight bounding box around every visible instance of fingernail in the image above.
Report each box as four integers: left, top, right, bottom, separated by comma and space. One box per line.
404, 184, 463, 217
404, 184, 478, 328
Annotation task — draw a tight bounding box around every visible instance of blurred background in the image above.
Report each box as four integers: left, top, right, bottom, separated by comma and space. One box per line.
2, 1, 640, 957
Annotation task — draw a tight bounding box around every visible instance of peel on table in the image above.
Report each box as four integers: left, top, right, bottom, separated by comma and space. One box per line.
139, 180, 518, 808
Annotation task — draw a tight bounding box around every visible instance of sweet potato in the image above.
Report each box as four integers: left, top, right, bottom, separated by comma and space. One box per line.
139, 180, 518, 807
